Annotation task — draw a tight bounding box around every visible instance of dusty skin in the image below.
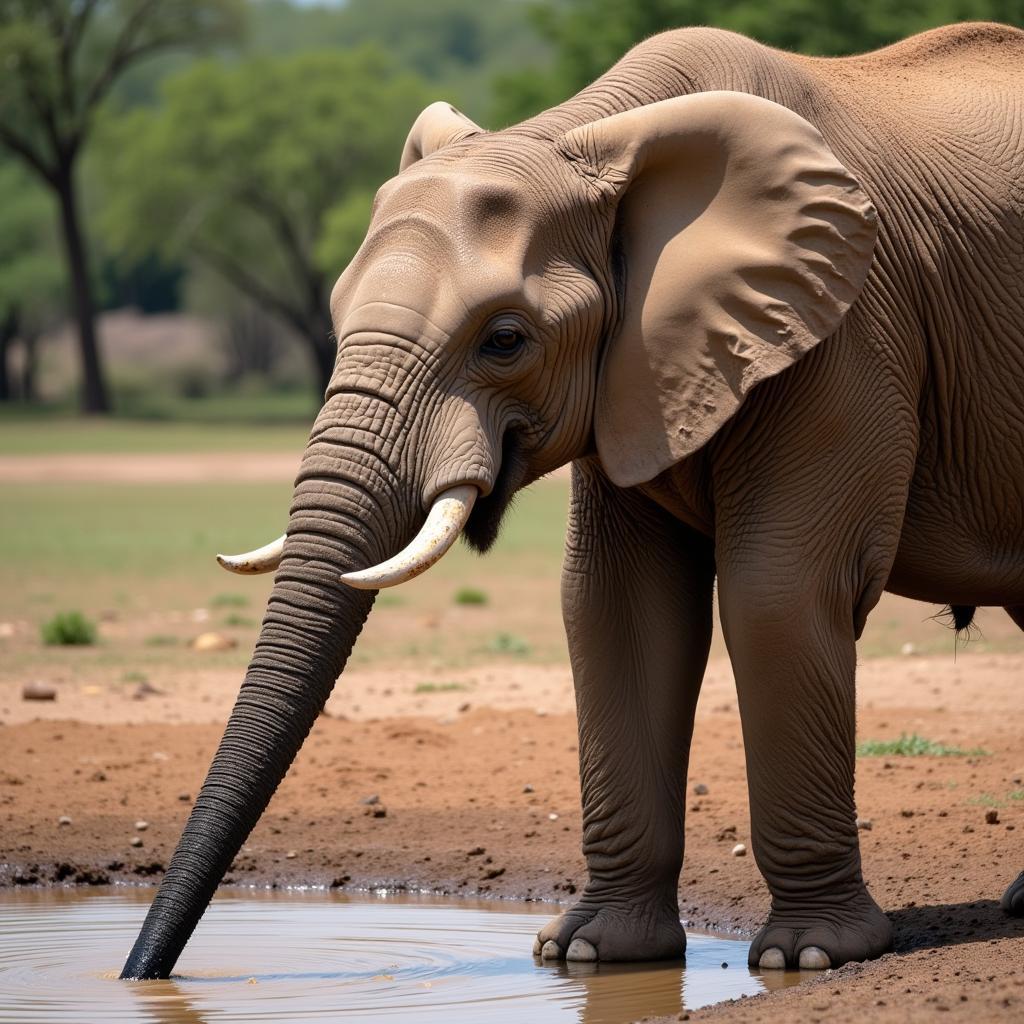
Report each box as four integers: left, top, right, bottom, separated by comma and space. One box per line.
2, 647, 1021, 1022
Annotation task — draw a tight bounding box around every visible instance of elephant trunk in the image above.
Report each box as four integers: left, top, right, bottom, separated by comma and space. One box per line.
120, 405, 411, 980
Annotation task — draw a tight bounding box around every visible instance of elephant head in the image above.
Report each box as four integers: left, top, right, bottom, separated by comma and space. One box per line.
120, 92, 875, 979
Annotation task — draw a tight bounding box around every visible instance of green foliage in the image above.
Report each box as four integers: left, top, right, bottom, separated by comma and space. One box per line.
487, 631, 531, 656
494, 0, 1024, 123
121, 669, 148, 684
100, 47, 432, 383
414, 680, 470, 693
856, 733, 989, 757
454, 586, 489, 606
41, 610, 97, 646
0, 161, 63, 324
210, 592, 248, 608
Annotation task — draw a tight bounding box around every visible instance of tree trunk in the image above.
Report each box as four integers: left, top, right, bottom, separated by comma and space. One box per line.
0, 310, 15, 403
20, 330, 39, 403
55, 160, 110, 414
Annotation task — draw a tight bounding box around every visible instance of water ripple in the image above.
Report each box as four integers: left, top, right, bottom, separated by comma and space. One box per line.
0, 888, 795, 1022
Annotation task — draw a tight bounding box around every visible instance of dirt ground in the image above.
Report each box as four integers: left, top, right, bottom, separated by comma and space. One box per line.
2, 648, 1022, 1022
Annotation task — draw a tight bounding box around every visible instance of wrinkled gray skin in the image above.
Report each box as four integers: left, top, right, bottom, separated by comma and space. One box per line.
122, 23, 1024, 980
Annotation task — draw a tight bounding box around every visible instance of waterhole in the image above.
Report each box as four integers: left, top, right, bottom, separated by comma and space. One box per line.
0, 888, 804, 1022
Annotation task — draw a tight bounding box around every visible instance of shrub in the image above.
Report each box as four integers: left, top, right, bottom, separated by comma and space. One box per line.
487, 632, 531, 656
454, 587, 488, 606
414, 681, 469, 694
41, 611, 96, 646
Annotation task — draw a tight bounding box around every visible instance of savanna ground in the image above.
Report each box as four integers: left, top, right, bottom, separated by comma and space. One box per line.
1, 415, 1022, 1023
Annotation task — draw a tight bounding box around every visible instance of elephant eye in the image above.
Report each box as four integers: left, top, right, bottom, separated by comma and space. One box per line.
482, 326, 526, 356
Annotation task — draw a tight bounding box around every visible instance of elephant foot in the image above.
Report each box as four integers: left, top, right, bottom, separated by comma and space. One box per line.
749, 888, 892, 971
1000, 871, 1024, 915
533, 890, 686, 962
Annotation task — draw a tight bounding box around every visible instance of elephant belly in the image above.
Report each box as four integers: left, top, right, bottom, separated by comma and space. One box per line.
887, 466, 1024, 606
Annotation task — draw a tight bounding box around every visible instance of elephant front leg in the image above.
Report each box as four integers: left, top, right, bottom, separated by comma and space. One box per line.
718, 567, 893, 970
535, 462, 714, 962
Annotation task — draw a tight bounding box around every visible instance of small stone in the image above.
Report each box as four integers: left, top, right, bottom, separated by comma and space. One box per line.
985, 809, 1000, 825
731, 843, 747, 857
900, 642, 916, 656
130, 836, 143, 848
361, 794, 380, 806
285, 850, 297, 859
134, 820, 149, 832
523, 784, 534, 793
548, 813, 559, 821
721, 961, 729, 969
178, 792, 191, 803
692, 783, 709, 796
900, 809, 914, 818
856, 818, 873, 831
131, 681, 164, 701
371, 806, 387, 818
963, 825, 975, 833
192, 631, 236, 652
58, 815, 72, 826
467, 847, 486, 856
458, 702, 471, 713
22, 681, 57, 702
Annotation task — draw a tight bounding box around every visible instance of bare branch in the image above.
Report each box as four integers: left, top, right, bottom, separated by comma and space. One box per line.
0, 124, 56, 184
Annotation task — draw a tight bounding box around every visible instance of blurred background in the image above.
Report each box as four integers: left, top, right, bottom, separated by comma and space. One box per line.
3, 1, 1023, 715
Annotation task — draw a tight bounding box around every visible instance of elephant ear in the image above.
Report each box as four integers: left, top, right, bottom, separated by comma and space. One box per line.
562, 91, 877, 488
400, 101, 483, 171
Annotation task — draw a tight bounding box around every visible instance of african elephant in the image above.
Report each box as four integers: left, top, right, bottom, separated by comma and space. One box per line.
121, 21, 1024, 980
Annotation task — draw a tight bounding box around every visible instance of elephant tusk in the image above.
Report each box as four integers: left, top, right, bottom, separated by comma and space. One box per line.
340, 484, 477, 590
216, 534, 286, 575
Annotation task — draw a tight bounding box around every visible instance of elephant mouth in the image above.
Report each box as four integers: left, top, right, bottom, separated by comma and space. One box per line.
463, 432, 529, 554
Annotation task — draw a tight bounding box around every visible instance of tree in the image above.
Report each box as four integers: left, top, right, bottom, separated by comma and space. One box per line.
101, 49, 431, 395
0, 160, 65, 402
0, 0, 242, 413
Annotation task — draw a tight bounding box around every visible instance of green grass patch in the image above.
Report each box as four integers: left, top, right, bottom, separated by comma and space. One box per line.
121, 670, 149, 684
856, 733, 989, 758
144, 634, 179, 647
413, 681, 470, 694
210, 592, 249, 608
485, 631, 531, 657
41, 611, 97, 646
222, 613, 257, 627
453, 586, 488, 606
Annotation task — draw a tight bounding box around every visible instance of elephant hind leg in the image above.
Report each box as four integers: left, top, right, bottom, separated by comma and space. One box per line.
1000, 606, 1024, 915
1004, 604, 1024, 630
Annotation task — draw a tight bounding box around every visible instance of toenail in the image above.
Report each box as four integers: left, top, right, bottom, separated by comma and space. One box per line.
532, 937, 542, 956
798, 946, 831, 969
566, 937, 598, 962
758, 947, 786, 969
540, 940, 562, 960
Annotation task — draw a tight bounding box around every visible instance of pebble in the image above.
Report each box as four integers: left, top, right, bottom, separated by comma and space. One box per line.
458, 702, 471, 713
523, 784, 534, 793
692, 783, 709, 796
900, 642, 917, 656
192, 632, 236, 652
548, 813, 559, 821
130, 836, 143, 848
731, 843, 747, 857
856, 817, 873, 830
178, 792, 191, 802
985, 809, 1000, 825
371, 806, 387, 818
285, 850, 297, 859
361, 794, 380, 806
58, 815, 72, 827
22, 681, 57, 702
135, 820, 149, 832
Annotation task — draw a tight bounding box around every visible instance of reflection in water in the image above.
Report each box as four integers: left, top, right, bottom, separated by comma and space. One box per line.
0, 889, 806, 1023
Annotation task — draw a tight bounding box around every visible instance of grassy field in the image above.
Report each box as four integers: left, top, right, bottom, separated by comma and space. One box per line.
2, 416, 1021, 694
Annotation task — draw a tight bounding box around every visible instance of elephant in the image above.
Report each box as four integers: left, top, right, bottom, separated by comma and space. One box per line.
120, 21, 1024, 980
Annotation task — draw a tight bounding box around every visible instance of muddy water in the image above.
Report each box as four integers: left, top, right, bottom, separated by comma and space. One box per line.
0, 889, 803, 1022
